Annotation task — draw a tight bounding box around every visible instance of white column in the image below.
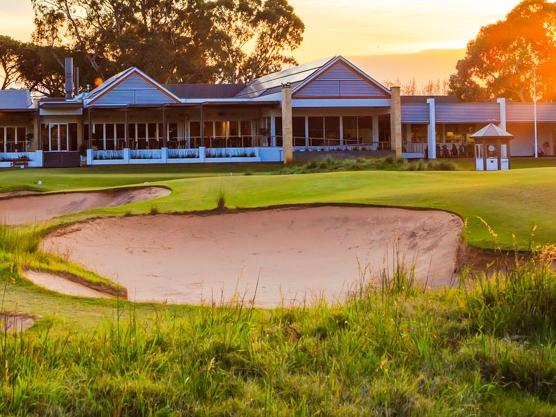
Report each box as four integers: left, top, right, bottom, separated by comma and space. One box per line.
427, 98, 437, 159
372, 115, 379, 145
281, 84, 293, 164
270, 115, 276, 147
304, 116, 309, 147
497, 97, 507, 131
390, 87, 402, 157
339, 116, 344, 146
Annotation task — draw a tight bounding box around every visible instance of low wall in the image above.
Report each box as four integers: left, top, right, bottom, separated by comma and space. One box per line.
87, 147, 283, 165
0, 151, 44, 168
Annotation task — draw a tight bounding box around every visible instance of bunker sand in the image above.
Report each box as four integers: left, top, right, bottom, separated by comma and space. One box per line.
42, 206, 463, 307
0, 187, 170, 225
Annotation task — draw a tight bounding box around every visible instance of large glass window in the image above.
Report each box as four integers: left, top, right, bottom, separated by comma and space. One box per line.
343, 117, 358, 145
275, 117, 282, 147
116, 124, 126, 149
293, 117, 305, 146
308, 117, 324, 146
325, 117, 340, 145
1, 127, 27, 152
358, 117, 373, 144
0, 128, 4, 152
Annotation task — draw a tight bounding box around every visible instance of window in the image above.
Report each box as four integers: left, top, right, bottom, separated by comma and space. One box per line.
293, 117, 305, 146
275, 117, 282, 146
324, 117, 340, 145
343, 117, 358, 145
308, 117, 324, 146
358, 117, 372, 144
0, 127, 4, 152
116, 124, 126, 149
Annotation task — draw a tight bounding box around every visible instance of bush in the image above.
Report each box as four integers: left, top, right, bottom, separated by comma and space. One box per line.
280, 157, 458, 174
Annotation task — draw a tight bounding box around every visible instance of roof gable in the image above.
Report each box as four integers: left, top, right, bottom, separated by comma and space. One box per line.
85, 68, 181, 107
293, 58, 391, 99
235, 56, 334, 98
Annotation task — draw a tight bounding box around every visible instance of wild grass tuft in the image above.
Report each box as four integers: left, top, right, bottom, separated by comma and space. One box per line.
281, 156, 458, 174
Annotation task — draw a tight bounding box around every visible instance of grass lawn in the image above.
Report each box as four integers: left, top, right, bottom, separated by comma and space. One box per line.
3, 162, 555, 249
1, 161, 556, 416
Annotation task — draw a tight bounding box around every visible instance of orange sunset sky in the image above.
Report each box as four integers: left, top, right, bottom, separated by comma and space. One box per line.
0, 0, 522, 86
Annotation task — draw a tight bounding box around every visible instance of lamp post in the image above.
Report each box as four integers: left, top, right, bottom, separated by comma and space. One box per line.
532, 65, 539, 158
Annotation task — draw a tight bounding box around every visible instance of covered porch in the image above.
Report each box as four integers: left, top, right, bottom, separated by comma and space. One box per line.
85, 104, 283, 165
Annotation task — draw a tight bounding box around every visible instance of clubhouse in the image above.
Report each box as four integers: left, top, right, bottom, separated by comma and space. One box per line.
0, 56, 555, 167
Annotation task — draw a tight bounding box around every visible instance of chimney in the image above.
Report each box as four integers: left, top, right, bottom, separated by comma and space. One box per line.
64, 57, 74, 99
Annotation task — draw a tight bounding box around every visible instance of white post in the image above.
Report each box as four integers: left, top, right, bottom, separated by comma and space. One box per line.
304, 116, 309, 147
533, 67, 539, 158
161, 147, 168, 163
86, 148, 93, 165
123, 148, 130, 164
497, 98, 507, 131
281, 84, 293, 164
372, 115, 380, 146
339, 116, 344, 147
270, 115, 276, 147
427, 98, 437, 159
199, 146, 206, 162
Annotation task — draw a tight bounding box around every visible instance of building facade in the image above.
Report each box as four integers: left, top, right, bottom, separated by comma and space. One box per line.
0, 56, 555, 168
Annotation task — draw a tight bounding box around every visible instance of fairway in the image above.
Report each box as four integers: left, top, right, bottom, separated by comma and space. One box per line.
2, 163, 554, 249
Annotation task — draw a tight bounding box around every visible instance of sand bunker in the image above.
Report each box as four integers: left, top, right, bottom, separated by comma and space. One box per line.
0, 187, 170, 225
42, 206, 463, 307
1, 312, 36, 333
24, 270, 113, 299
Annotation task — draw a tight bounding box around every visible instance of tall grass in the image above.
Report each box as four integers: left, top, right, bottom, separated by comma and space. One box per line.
1, 252, 555, 415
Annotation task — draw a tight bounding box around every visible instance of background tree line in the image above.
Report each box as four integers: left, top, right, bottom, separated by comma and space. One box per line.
0, 0, 304, 96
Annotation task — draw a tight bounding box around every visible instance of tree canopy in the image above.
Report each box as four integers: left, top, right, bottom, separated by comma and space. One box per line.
27, 0, 304, 90
449, 0, 556, 102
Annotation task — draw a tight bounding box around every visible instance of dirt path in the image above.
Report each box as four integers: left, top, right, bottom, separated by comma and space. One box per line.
42, 206, 463, 307
0, 187, 170, 225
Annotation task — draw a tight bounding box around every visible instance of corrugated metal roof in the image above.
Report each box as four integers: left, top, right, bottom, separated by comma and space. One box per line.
401, 96, 459, 104
235, 56, 334, 98
166, 84, 245, 99
0, 89, 33, 110
507, 103, 556, 122
436, 103, 500, 123
401, 104, 429, 123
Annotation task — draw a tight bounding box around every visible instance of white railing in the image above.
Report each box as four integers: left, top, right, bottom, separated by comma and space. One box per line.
86, 146, 281, 165
130, 149, 162, 160
0, 151, 44, 168
205, 147, 258, 159
167, 148, 199, 159
93, 150, 124, 160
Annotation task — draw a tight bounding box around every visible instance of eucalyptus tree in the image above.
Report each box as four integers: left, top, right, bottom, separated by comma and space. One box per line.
449, 0, 556, 102
31, 0, 304, 85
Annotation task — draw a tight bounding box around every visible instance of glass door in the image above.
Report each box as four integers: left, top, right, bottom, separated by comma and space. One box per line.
48, 123, 69, 151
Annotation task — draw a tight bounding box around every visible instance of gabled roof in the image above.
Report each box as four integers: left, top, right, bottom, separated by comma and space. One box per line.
235, 56, 335, 98
167, 83, 245, 99
0, 89, 33, 110
471, 123, 514, 139
235, 56, 391, 99
84, 67, 181, 106
292, 56, 391, 98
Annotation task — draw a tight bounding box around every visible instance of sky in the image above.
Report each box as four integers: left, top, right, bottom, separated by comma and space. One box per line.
0, 0, 522, 84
